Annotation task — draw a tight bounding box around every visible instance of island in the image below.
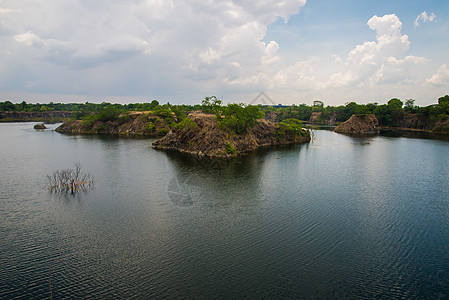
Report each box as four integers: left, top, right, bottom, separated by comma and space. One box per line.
55, 110, 176, 137
152, 111, 310, 157
334, 114, 379, 134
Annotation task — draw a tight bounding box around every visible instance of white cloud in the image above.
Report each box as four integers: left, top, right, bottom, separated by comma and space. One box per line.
267, 13, 431, 103
349, 14, 410, 65
340, 14, 423, 87
0, 0, 307, 96
0, 2, 446, 106
374, 56, 427, 85
262, 41, 280, 65
415, 11, 436, 27
327, 71, 357, 88
426, 64, 449, 86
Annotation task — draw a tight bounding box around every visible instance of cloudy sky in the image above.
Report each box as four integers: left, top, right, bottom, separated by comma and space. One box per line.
0, 0, 448, 106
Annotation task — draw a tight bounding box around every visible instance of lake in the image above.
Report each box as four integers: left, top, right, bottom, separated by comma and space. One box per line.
1, 122, 449, 299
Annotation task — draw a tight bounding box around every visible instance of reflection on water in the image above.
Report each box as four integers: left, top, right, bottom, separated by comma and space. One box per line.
380, 128, 449, 141
1, 123, 449, 299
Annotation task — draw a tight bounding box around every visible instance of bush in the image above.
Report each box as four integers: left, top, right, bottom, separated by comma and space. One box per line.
97, 106, 121, 122
81, 116, 96, 129
174, 118, 198, 131
226, 142, 237, 155
117, 113, 131, 125
96, 124, 111, 133
276, 118, 304, 138
147, 122, 155, 132
139, 113, 150, 122
157, 128, 169, 136
154, 109, 174, 121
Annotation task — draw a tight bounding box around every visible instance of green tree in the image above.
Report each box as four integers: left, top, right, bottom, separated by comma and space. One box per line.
355, 105, 370, 115
388, 98, 403, 109
404, 99, 417, 113
97, 106, 121, 122
0, 101, 16, 111
201, 96, 222, 113
217, 103, 264, 134
438, 95, 449, 106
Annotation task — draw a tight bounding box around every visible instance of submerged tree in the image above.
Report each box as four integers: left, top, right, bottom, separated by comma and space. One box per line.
47, 163, 94, 194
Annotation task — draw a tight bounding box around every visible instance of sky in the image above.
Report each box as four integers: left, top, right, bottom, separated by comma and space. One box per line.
0, 0, 448, 106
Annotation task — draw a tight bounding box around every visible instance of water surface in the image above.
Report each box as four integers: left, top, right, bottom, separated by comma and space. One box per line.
1, 123, 449, 298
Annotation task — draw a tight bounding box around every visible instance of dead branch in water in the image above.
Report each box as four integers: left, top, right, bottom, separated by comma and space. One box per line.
47, 163, 94, 194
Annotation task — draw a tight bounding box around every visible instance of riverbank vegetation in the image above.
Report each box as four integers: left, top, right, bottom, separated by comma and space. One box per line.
1, 95, 448, 133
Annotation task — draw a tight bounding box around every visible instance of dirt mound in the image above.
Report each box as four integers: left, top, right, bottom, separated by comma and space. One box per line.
334, 114, 379, 134
152, 112, 311, 157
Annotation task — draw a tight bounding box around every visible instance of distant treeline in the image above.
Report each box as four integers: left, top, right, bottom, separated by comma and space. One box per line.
1, 95, 448, 129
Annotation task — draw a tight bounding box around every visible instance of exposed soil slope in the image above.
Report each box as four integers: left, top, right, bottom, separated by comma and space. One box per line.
334, 114, 379, 134
152, 112, 311, 157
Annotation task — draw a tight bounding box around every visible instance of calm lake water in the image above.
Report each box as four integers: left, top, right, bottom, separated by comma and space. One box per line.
1, 122, 449, 299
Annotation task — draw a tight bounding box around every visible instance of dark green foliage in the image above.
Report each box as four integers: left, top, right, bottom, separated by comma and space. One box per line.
0, 101, 16, 111
217, 103, 264, 134
81, 116, 97, 129
174, 118, 198, 131
154, 108, 172, 118
96, 124, 111, 133
157, 128, 169, 136
273, 104, 312, 122
373, 99, 406, 126
388, 98, 403, 109
96, 106, 121, 122
226, 142, 237, 155
201, 96, 222, 114
404, 99, 417, 113
355, 105, 370, 115
171, 106, 188, 122
117, 113, 131, 125
139, 113, 150, 122
438, 95, 449, 106
374, 104, 394, 126
146, 122, 155, 132
276, 118, 304, 138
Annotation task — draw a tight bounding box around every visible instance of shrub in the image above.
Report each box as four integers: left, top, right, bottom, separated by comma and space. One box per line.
276, 118, 304, 138
118, 113, 131, 125
153, 109, 174, 122
96, 124, 110, 133
147, 122, 155, 132
174, 118, 198, 131
97, 106, 121, 122
81, 116, 96, 129
226, 142, 237, 155
139, 113, 150, 122
157, 128, 169, 136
